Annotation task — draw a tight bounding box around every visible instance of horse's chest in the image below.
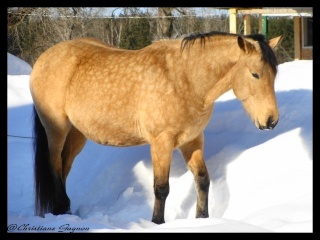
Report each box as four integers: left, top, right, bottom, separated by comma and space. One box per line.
172, 110, 212, 146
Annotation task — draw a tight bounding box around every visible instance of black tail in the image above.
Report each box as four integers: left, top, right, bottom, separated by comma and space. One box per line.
33, 107, 55, 217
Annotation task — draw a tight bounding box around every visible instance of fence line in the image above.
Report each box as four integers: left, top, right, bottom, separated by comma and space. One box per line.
8, 134, 35, 139
7, 11, 228, 19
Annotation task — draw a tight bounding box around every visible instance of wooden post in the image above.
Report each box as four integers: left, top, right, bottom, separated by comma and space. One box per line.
229, 8, 237, 33
294, 16, 301, 60
258, 14, 262, 34
261, 16, 268, 38
244, 14, 251, 35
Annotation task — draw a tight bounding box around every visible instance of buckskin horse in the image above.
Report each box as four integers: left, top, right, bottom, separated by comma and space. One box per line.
30, 31, 283, 224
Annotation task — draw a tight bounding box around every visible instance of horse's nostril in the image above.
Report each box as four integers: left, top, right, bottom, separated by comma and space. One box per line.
267, 116, 278, 130
258, 117, 278, 130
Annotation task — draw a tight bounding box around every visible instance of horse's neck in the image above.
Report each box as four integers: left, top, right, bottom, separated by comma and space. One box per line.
181, 39, 240, 109
202, 75, 233, 108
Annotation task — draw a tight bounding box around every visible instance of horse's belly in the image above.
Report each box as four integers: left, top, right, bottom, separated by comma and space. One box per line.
96, 129, 147, 146
71, 117, 147, 147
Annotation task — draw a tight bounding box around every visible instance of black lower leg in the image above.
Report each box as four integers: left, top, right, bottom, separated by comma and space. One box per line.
195, 174, 210, 218
152, 183, 169, 224
52, 173, 71, 215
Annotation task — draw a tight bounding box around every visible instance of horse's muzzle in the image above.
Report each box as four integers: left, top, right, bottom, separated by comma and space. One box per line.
258, 117, 278, 130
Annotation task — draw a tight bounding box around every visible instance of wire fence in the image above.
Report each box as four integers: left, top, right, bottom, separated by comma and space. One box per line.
8, 134, 35, 139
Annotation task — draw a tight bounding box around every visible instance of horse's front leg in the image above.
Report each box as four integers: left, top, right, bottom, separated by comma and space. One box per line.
150, 133, 174, 224
179, 133, 210, 218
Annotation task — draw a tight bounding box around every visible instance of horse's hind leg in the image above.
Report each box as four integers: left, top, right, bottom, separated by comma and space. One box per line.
44, 118, 72, 215
61, 126, 87, 184
179, 133, 210, 218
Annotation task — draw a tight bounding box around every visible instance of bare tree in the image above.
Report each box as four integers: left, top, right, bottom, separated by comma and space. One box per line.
8, 7, 36, 29
157, 7, 174, 38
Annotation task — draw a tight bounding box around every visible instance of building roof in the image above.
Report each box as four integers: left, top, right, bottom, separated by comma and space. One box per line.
217, 7, 313, 17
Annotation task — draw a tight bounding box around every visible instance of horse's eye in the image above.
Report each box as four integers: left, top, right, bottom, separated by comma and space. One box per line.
251, 73, 259, 79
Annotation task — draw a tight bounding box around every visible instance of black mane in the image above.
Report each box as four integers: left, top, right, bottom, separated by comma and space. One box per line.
181, 31, 278, 74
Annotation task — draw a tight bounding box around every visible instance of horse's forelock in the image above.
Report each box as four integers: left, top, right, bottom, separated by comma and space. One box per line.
245, 34, 278, 75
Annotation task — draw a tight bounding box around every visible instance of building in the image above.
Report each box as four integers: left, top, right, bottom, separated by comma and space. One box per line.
222, 7, 313, 60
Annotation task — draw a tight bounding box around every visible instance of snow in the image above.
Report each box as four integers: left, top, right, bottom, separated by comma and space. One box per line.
7, 52, 313, 233
7, 52, 32, 76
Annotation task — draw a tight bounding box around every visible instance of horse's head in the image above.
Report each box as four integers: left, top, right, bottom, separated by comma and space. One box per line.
231, 34, 283, 130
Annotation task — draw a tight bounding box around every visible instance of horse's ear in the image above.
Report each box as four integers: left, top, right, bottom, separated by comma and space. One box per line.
237, 36, 246, 51
237, 36, 256, 53
268, 35, 284, 49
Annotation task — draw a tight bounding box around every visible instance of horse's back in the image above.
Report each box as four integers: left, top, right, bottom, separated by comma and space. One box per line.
74, 37, 117, 49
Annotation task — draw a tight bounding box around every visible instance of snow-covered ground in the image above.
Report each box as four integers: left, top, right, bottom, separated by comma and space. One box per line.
7, 52, 312, 232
